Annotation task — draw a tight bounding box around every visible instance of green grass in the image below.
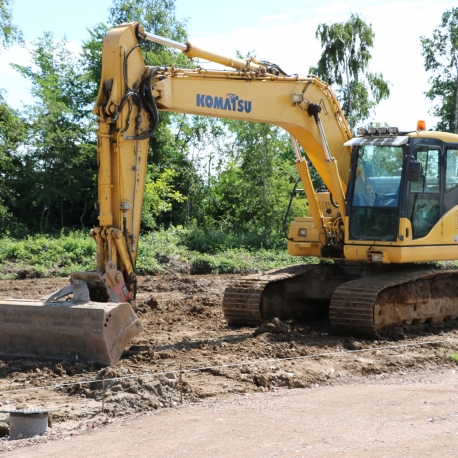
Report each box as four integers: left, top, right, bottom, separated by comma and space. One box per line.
0, 231, 96, 278
449, 353, 458, 363
0, 228, 316, 279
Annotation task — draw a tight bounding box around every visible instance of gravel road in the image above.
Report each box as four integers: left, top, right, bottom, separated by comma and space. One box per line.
4, 368, 458, 457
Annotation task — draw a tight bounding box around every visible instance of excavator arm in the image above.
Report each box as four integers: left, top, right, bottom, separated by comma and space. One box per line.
91, 21, 355, 299
148, 41, 352, 198
143, 24, 353, 255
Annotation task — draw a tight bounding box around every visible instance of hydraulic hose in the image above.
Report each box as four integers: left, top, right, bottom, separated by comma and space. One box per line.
124, 68, 159, 140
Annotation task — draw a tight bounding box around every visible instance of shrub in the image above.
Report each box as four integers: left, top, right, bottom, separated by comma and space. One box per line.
0, 227, 316, 278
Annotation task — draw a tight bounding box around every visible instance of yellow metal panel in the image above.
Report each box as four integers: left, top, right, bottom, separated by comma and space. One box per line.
287, 241, 322, 257
408, 131, 458, 143
294, 159, 323, 234
345, 244, 458, 263
154, 75, 351, 194
288, 218, 322, 244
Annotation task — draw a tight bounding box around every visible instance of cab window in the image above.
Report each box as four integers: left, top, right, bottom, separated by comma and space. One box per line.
410, 146, 440, 193
445, 148, 458, 192
408, 145, 440, 238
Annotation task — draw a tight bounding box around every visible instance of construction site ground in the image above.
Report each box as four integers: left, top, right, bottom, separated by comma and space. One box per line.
1, 273, 458, 456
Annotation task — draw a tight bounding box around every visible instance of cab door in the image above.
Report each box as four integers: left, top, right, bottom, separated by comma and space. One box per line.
406, 142, 441, 239
443, 144, 458, 216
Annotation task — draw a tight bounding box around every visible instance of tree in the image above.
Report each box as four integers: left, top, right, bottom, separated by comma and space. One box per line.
421, 8, 458, 133
203, 121, 307, 247
81, 0, 198, 230
12, 33, 97, 231
0, 0, 21, 48
310, 14, 390, 130
0, 1, 23, 233
0, 91, 25, 233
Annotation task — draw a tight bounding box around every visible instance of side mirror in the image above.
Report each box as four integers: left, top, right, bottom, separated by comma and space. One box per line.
407, 158, 422, 182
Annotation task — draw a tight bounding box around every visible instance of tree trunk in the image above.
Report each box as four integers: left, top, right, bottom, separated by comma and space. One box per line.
79, 199, 87, 229
60, 194, 64, 229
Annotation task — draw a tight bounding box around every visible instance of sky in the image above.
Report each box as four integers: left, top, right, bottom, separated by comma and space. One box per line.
1, 0, 457, 131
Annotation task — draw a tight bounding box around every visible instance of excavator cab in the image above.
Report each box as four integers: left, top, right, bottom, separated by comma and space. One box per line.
346, 132, 408, 242
345, 128, 458, 258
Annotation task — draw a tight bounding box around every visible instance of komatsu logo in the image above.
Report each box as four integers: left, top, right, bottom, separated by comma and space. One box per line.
196, 93, 252, 113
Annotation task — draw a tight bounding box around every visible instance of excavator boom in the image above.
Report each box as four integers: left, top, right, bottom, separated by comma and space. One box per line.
141, 25, 458, 333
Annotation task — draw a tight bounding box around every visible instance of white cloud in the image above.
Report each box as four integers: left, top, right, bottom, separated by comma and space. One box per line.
185, 0, 456, 130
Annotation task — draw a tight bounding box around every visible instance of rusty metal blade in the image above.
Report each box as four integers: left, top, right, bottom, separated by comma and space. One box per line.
0, 299, 143, 365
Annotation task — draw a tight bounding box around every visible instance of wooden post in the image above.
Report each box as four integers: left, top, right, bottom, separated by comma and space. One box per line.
180, 365, 183, 405
102, 375, 105, 414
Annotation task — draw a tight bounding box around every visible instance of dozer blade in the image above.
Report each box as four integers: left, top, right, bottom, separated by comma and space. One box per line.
0, 299, 143, 366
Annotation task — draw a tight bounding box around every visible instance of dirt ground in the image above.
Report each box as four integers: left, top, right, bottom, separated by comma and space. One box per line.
1, 273, 458, 454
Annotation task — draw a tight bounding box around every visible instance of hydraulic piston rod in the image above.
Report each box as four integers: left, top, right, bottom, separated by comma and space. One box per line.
143, 31, 187, 51
142, 27, 264, 71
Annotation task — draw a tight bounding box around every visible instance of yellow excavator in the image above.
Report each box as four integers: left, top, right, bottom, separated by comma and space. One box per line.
1, 22, 458, 365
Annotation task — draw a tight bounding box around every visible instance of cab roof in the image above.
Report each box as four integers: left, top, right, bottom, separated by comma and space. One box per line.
345, 130, 458, 147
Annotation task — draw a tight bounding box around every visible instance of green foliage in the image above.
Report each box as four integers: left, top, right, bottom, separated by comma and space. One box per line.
198, 121, 307, 246
11, 33, 97, 231
0, 91, 26, 233
421, 8, 458, 133
449, 353, 458, 363
135, 228, 314, 275
0, 0, 21, 48
188, 248, 310, 275
135, 228, 188, 274
0, 231, 96, 277
0, 229, 316, 278
170, 115, 225, 226
311, 14, 390, 130
142, 167, 187, 230
178, 224, 283, 252
80, 23, 109, 99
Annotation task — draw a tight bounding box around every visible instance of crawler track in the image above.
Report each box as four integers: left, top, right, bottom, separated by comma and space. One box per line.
224, 264, 458, 337
331, 269, 458, 336
222, 265, 314, 326
330, 269, 434, 336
